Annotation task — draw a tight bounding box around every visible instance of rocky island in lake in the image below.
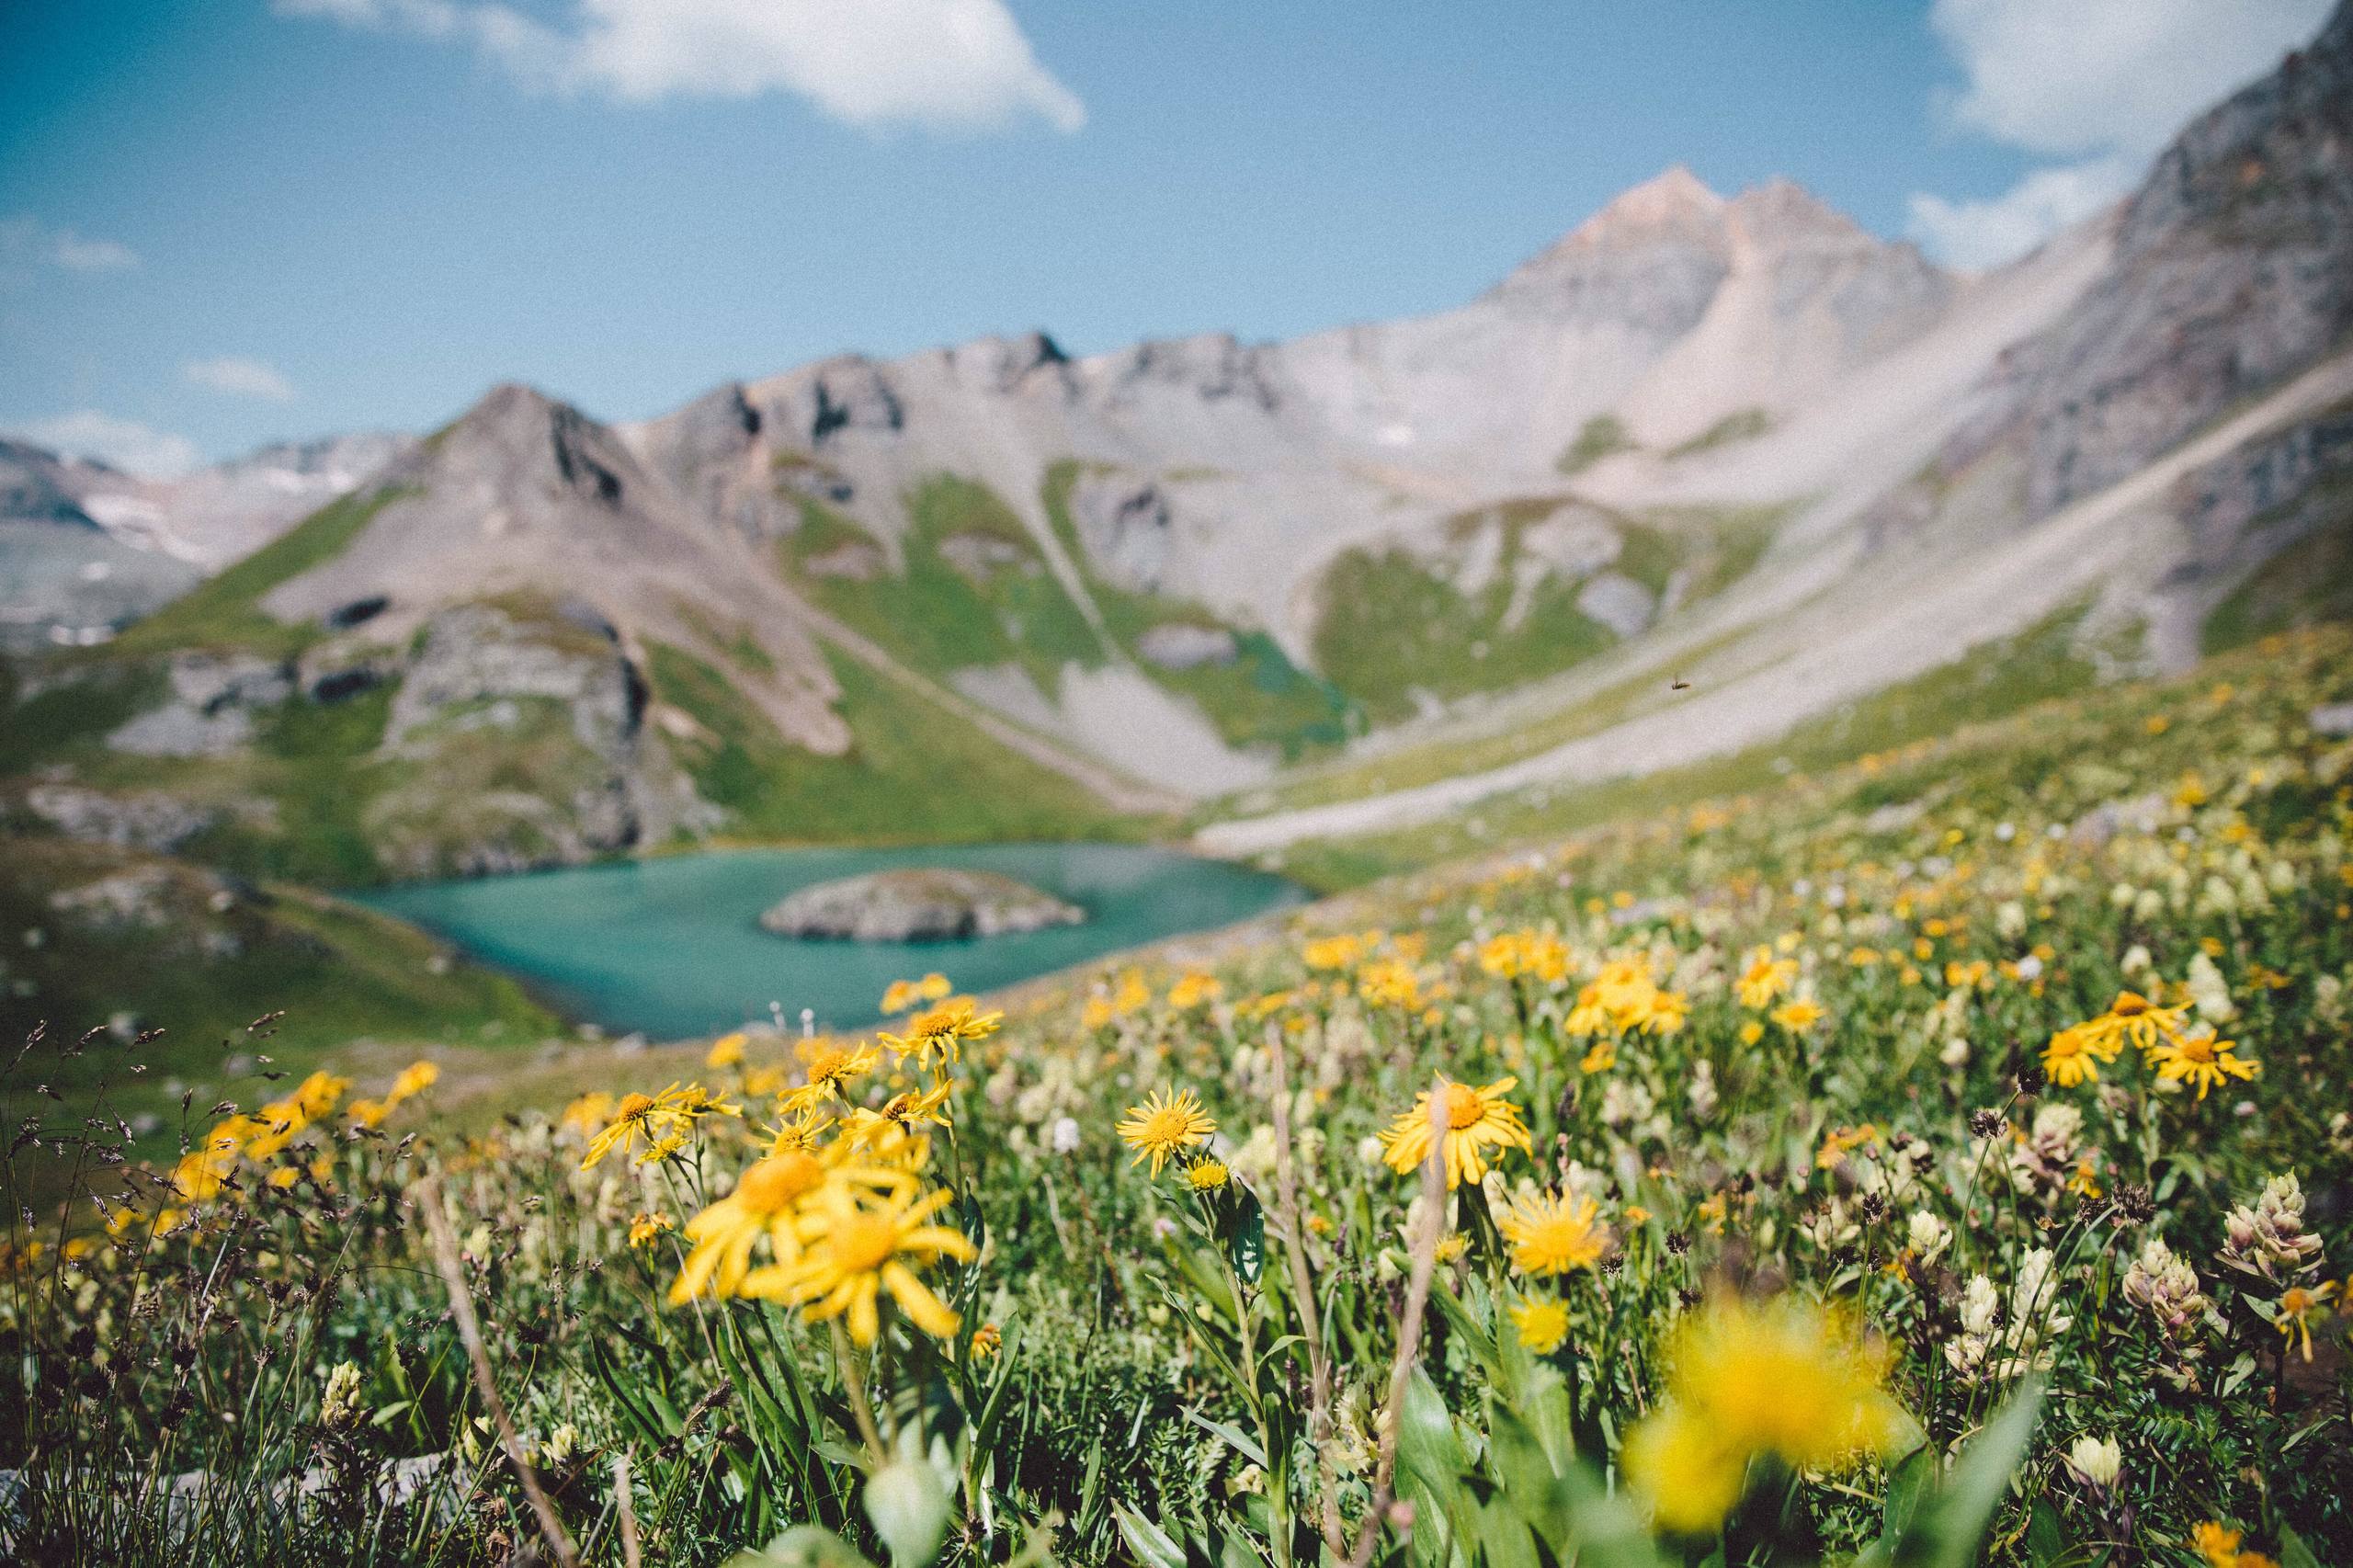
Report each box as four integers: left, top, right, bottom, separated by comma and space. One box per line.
759, 868, 1086, 943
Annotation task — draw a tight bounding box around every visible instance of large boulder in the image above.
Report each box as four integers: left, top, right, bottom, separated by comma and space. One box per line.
760, 868, 1085, 942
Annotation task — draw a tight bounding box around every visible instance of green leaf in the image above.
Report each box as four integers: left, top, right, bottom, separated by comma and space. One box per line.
1915, 1379, 2043, 1568
1182, 1407, 1269, 1471
1114, 1505, 1188, 1568
2025, 1500, 2063, 1566
1228, 1189, 1266, 1286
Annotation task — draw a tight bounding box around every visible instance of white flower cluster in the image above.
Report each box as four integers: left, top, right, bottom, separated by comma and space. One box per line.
1947, 1246, 2069, 1382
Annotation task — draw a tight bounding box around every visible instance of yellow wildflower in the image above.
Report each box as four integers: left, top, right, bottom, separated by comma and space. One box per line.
706, 1032, 746, 1070
881, 997, 1002, 1069
756, 1185, 976, 1345
1509, 1296, 1571, 1354
1185, 1158, 1232, 1193
2078, 990, 2189, 1057
1117, 1087, 1217, 1176
1769, 998, 1824, 1033
1624, 1296, 1905, 1535
1737, 949, 1797, 1009
1166, 971, 1223, 1010
2276, 1282, 2335, 1361
667, 1144, 911, 1305
560, 1092, 615, 1135
2192, 1522, 2279, 1568
2041, 1022, 2117, 1087
784, 1038, 883, 1113
2149, 1031, 2259, 1099
1358, 959, 1422, 1010
1378, 1076, 1530, 1189
1499, 1192, 1609, 1277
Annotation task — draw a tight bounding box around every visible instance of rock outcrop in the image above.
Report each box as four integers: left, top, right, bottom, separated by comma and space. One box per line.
1945, 0, 2353, 521
760, 868, 1085, 942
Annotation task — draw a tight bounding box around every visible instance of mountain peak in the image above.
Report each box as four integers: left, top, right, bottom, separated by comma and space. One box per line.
1726, 177, 1873, 248
1575, 165, 1725, 238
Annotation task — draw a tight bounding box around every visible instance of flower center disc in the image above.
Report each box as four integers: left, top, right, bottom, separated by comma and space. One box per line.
1443, 1083, 1486, 1130
833, 1213, 899, 1273
736, 1152, 823, 1214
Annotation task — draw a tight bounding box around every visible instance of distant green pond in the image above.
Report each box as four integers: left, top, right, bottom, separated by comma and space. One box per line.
356, 843, 1307, 1040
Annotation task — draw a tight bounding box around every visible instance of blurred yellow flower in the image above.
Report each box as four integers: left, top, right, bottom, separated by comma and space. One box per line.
1166, 971, 1223, 1010
757, 1185, 975, 1345
1624, 1296, 1905, 1535
1509, 1296, 1570, 1353
1358, 959, 1422, 1010
2192, 1522, 2279, 1568
1737, 949, 1797, 1009
706, 1032, 746, 1070
1302, 934, 1363, 971
1500, 1192, 1608, 1277
1769, 998, 1824, 1033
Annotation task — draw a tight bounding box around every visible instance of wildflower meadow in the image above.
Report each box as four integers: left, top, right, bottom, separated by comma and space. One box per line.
6, 626, 2352, 1565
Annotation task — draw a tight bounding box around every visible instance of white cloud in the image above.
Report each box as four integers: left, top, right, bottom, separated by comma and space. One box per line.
184, 356, 299, 403
1905, 153, 2137, 271
0, 214, 139, 272
7, 411, 203, 479
1907, 0, 2332, 267
277, 0, 1085, 132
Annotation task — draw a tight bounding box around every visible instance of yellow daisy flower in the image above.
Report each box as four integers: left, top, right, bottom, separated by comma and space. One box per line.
2040, 1022, 2118, 1086
2148, 1031, 2260, 1099
1509, 1295, 1571, 1354
784, 1039, 883, 1113
666, 1145, 911, 1305
2078, 990, 2189, 1057
1117, 1087, 1217, 1176
1500, 1192, 1609, 1277
1378, 1075, 1530, 1189
756, 1185, 976, 1346
880, 997, 1002, 1069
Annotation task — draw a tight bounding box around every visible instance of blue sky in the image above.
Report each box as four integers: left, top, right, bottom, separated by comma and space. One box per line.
0, 0, 2330, 473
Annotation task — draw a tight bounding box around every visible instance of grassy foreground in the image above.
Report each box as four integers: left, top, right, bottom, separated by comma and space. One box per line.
6, 627, 2352, 1565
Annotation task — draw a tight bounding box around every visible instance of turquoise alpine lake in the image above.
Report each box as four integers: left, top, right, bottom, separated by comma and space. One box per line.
355, 843, 1308, 1040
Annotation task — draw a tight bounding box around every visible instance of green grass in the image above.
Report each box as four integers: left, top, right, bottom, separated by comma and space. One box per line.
0, 659, 166, 764
1305, 497, 1768, 727
0, 836, 559, 1190
781, 479, 1106, 695
1039, 460, 1358, 759
1310, 536, 1618, 726
1271, 597, 2103, 890
1664, 406, 1773, 461
104, 486, 410, 657
1213, 504, 1789, 822
648, 640, 1140, 845
1555, 414, 1636, 475
2200, 472, 2353, 653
